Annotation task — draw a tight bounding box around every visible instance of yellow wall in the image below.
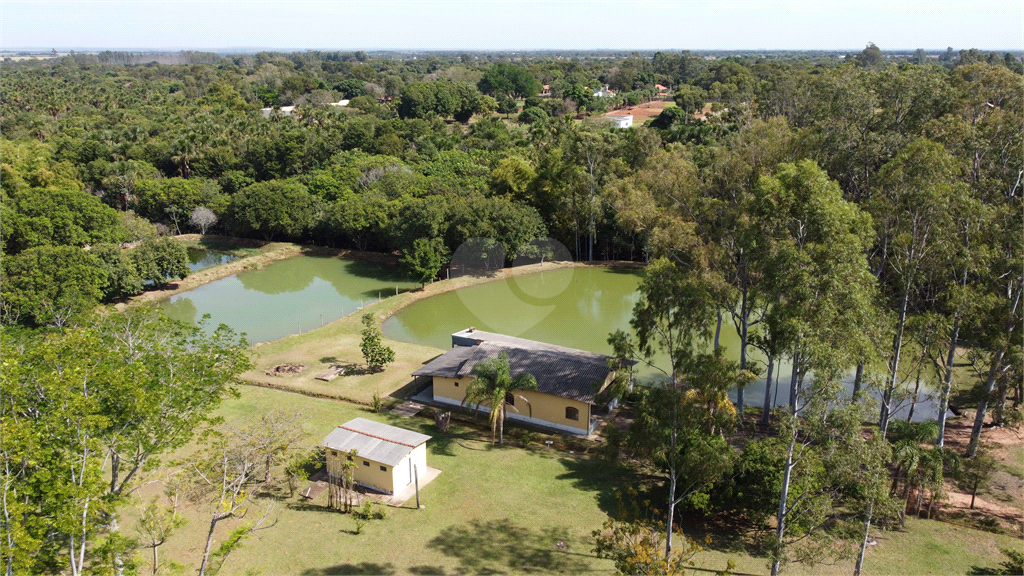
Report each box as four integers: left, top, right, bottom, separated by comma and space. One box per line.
326, 449, 395, 494
433, 376, 590, 432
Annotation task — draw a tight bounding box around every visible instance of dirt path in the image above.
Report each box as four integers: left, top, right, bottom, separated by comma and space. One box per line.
937, 416, 1023, 533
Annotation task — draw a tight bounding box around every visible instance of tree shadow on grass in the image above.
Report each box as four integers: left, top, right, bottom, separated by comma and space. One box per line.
407, 566, 447, 575
676, 510, 764, 557
426, 518, 595, 575
302, 562, 395, 575
555, 456, 633, 517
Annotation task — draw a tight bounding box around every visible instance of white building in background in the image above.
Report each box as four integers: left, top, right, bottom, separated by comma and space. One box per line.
606, 115, 633, 129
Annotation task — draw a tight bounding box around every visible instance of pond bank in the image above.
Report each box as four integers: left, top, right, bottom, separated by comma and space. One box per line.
119, 235, 402, 310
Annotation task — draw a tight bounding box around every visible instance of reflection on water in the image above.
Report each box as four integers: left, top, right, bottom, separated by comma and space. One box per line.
383, 266, 944, 421
187, 248, 237, 272
158, 256, 418, 343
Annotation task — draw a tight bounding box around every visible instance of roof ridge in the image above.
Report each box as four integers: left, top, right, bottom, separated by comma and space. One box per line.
477, 340, 610, 363
338, 424, 417, 448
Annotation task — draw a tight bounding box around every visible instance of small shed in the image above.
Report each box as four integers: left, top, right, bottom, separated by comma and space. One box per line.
606, 115, 633, 129
321, 418, 431, 495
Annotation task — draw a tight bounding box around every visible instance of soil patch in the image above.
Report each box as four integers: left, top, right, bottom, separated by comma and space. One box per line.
265, 363, 305, 377
938, 416, 1023, 534
604, 99, 674, 122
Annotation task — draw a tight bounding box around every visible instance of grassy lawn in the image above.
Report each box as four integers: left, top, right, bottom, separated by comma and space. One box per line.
122, 387, 1019, 576
129, 386, 620, 575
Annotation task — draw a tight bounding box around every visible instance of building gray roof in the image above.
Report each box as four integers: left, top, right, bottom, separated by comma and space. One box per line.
413, 330, 623, 404
320, 417, 431, 467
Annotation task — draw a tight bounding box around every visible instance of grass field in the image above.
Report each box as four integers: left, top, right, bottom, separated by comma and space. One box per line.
122, 387, 1019, 576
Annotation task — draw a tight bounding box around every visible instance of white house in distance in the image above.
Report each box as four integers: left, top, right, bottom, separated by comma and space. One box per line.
606, 115, 633, 129
320, 418, 430, 495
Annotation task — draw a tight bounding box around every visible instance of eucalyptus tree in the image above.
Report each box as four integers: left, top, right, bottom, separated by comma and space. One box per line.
699, 117, 795, 419
868, 139, 957, 437
566, 124, 618, 261
966, 201, 1023, 456
748, 161, 879, 576
611, 258, 739, 561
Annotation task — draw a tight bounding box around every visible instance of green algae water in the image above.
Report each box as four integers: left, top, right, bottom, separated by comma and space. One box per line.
383, 265, 943, 420
186, 247, 237, 272
383, 266, 759, 380
159, 256, 417, 343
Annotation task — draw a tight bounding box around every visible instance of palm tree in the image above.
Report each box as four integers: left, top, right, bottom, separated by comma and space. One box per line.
462, 352, 537, 445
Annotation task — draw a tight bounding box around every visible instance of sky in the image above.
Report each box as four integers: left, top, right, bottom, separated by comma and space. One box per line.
1, 0, 1021, 52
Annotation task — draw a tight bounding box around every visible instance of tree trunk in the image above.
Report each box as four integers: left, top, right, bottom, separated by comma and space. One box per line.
993, 376, 1009, 427
969, 348, 1009, 457
761, 354, 775, 430
852, 361, 864, 401
714, 306, 722, 350
110, 452, 120, 495
936, 317, 961, 448
853, 500, 873, 576
880, 287, 910, 439
199, 514, 221, 576
899, 480, 912, 529
967, 280, 1020, 456
771, 429, 797, 576
906, 368, 922, 422
153, 544, 159, 576
498, 405, 505, 445
737, 289, 749, 420
788, 353, 801, 414
970, 480, 978, 509
665, 473, 677, 561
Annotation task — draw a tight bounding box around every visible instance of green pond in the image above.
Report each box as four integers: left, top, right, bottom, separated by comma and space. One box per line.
186, 247, 237, 272
383, 265, 943, 419
159, 256, 417, 343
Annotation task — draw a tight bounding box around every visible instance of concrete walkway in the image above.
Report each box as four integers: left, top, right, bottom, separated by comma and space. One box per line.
387, 465, 442, 507
390, 400, 425, 417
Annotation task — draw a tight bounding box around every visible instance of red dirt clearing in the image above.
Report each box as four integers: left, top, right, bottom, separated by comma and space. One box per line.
604, 99, 675, 122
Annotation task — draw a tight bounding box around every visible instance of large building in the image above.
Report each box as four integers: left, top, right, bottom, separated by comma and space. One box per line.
412, 328, 623, 435
321, 418, 431, 495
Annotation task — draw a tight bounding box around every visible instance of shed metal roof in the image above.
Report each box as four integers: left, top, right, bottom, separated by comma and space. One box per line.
320, 418, 431, 467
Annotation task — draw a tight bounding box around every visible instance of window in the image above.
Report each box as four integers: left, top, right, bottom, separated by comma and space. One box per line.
565, 406, 579, 421
454, 381, 459, 387
380, 465, 387, 472
505, 392, 515, 406
331, 450, 338, 456
346, 455, 353, 461
363, 461, 370, 467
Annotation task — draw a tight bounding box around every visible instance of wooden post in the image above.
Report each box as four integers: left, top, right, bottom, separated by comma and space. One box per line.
414, 464, 420, 509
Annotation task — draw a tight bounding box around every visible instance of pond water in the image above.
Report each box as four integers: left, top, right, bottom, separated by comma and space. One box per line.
186, 247, 238, 272
159, 256, 418, 343
383, 265, 944, 421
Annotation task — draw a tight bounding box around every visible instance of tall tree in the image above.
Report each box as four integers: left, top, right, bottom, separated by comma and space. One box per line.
612, 258, 738, 560
868, 139, 956, 437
